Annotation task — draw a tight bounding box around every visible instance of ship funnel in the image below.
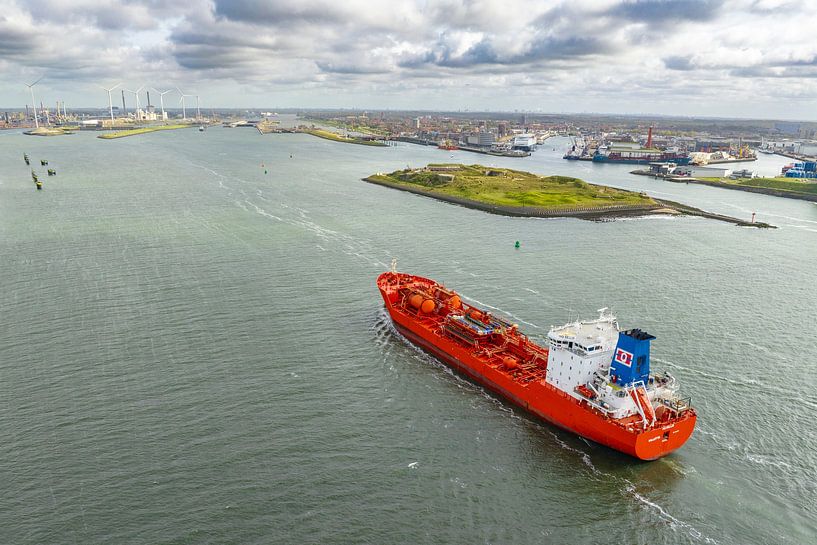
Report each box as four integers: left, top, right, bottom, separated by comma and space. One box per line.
610, 328, 655, 387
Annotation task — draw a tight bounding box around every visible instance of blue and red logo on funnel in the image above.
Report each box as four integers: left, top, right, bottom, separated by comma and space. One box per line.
614, 348, 633, 367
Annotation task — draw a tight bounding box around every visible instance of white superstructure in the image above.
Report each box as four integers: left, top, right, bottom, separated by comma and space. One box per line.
545, 309, 619, 393
545, 309, 687, 427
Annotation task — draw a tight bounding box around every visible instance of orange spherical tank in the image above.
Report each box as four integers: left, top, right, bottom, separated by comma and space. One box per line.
503, 357, 520, 370
448, 295, 462, 309
409, 294, 424, 309
421, 299, 436, 313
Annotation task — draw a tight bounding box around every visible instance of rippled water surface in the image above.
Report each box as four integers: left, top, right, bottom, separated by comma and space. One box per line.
1, 121, 816, 544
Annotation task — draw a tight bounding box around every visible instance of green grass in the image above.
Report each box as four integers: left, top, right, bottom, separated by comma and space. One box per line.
303, 118, 389, 136
98, 125, 191, 139
369, 164, 656, 209
700, 176, 817, 196
302, 128, 386, 146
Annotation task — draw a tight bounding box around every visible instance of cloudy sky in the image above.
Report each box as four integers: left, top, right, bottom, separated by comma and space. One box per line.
1, 0, 815, 119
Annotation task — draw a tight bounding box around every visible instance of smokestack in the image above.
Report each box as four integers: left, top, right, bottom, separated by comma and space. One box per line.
122, 89, 127, 115
146, 90, 151, 108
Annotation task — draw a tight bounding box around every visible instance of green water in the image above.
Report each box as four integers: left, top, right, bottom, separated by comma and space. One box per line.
1, 123, 815, 544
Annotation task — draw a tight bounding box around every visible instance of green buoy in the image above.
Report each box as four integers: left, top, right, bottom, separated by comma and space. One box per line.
515, 241, 520, 249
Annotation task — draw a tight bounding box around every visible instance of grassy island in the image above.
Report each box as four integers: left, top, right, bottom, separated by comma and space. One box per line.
364, 164, 774, 227
633, 168, 817, 203
98, 124, 192, 139
302, 128, 386, 146
24, 127, 76, 136
302, 117, 389, 137
367, 164, 655, 211
698, 176, 817, 200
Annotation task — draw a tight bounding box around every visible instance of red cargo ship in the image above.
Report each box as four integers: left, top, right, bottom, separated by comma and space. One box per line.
377, 268, 697, 460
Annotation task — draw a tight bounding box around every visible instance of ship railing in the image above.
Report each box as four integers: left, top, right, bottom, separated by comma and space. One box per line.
583, 397, 615, 417
660, 396, 692, 414
564, 385, 615, 416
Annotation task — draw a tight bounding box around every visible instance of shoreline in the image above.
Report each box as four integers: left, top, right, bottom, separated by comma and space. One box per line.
301, 129, 386, 146
705, 157, 757, 164
631, 169, 817, 203
394, 136, 530, 157
362, 176, 773, 227
97, 125, 193, 139
24, 127, 76, 137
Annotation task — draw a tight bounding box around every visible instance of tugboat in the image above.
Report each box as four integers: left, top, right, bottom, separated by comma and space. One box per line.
377, 265, 697, 460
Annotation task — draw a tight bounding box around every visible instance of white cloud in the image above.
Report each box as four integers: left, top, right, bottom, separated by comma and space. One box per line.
0, 0, 815, 118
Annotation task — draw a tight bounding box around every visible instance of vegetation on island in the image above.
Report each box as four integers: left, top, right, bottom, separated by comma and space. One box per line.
302, 128, 387, 146
302, 117, 389, 137
366, 164, 656, 210
25, 127, 76, 136
700, 176, 817, 197
97, 124, 192, 139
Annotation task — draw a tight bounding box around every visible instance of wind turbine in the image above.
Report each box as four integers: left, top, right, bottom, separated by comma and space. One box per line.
124, 86, 144, 119
25, 76, 44, 128
195, 95, 201, 120
176, 87, 195, 120
176, 87, 188, 120
101, 83, 121, 123
151, 88, 172, 120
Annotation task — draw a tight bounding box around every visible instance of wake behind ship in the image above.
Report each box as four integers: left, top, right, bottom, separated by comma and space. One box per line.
377, 269, 697, 460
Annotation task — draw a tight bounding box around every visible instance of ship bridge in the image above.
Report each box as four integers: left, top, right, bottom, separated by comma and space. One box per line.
545, 310, 619, 394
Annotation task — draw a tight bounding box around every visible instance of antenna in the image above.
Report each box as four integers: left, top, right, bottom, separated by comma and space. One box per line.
24, 76, 44, 129
151, 88, 172, 120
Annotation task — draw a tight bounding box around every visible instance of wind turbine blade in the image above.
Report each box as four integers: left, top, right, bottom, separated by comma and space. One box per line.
29, 75, 45, 87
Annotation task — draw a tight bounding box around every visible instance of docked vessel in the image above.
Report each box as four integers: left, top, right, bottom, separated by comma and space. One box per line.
438, 139, 459, 151
377, 267, 697, 460
592, 128, 690, 165
592, 146, 691, 165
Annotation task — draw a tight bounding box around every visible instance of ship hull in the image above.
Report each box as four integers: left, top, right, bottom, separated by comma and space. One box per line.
379, 274, 696, 460
593, 155, 692, 165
